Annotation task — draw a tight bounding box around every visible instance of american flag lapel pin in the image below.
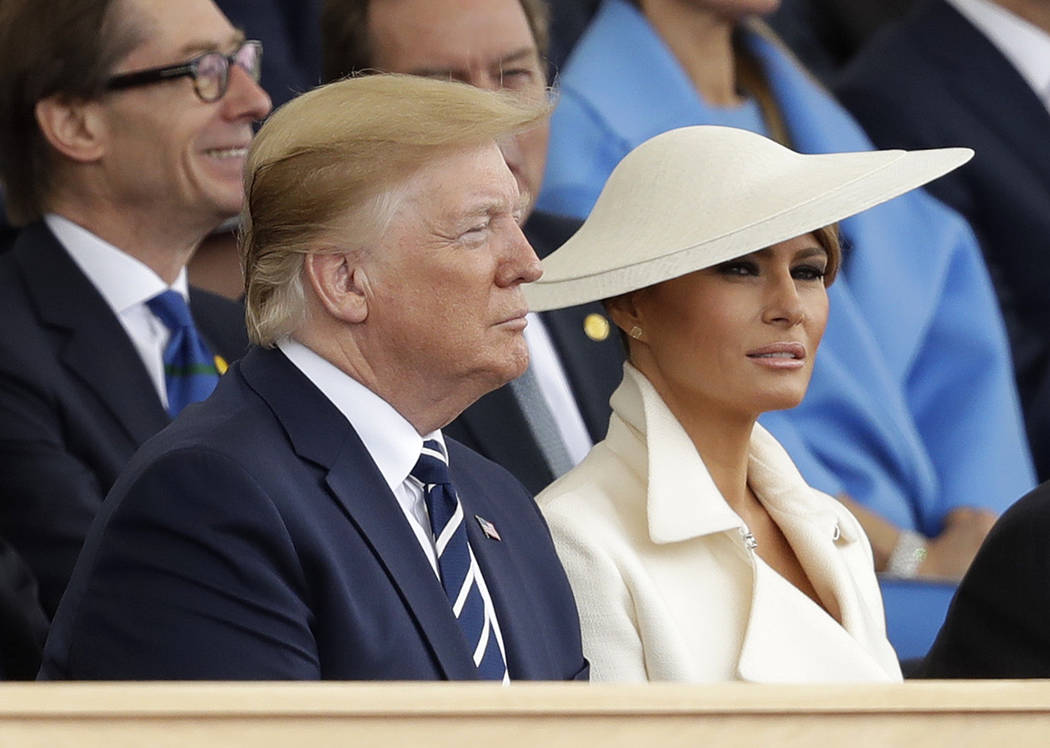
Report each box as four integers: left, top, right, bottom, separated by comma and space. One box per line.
474, 515, 502, 541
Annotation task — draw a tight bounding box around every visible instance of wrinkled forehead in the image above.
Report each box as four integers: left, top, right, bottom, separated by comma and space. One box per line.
368, 0, 539, 74
407, 140, 521, 202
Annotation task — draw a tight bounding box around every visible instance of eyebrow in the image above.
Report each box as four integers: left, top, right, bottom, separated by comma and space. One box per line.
458, 193, 531, 224
498, 47, 541, 66
751, 245, 829, 260
176, 29, 245, 58
409, 47, 540, 79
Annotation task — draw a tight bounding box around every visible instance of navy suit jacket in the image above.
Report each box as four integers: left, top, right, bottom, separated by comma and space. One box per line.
835, 0, 1050, 478
40, 346, 588, 680
444, 211, 624, 496
0, 539, 47, 680
0, 223, 248, 616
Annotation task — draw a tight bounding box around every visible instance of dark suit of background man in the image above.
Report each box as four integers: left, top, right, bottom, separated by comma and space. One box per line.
0, 0, 270, 625
835, 0, 1050, 480
41, 74, 587, 680
321, 0, 624, 497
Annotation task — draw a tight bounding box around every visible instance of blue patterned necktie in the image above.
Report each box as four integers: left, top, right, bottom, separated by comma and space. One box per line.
146, 290, 220, 416
412, 439, 508, 681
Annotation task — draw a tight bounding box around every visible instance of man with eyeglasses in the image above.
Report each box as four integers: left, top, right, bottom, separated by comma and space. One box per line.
321, 0, 624, 499
0, 0, 272, 630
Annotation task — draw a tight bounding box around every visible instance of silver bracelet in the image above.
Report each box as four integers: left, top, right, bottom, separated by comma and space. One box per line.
886, 529, 928, 578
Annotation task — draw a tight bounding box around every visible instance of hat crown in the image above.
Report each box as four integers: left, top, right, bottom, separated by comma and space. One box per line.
526, 125, 972, 312
543, 126, 897, 279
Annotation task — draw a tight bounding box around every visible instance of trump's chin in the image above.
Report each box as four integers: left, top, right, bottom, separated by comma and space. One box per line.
486, 339, 531, 391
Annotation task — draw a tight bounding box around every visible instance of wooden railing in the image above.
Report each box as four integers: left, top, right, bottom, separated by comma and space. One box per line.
2, 681, 1048, 746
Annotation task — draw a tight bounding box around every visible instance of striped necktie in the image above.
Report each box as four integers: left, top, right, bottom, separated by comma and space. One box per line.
146, 290, 220, 416
412, 440, 508, 681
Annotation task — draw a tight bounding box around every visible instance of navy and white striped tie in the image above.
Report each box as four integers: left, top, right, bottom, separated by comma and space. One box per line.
412, 440, 508, 681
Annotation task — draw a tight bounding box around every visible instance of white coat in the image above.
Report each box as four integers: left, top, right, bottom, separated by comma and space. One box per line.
537, 364, 902, 683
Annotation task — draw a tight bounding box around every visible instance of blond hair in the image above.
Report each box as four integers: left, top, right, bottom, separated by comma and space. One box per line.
240, 73, 550, 346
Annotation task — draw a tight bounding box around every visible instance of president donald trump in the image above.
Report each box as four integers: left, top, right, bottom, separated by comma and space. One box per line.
41, 74, 587, 681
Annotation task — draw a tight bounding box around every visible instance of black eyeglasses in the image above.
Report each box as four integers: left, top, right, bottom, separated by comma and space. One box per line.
107, 40, 263, 103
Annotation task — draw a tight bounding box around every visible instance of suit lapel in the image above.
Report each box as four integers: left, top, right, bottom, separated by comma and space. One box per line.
540, 304, 623, 443
14, 223, 169, 444
240, 348, 479, 679
919, 1, 1050, 190
454, 385, 554, 496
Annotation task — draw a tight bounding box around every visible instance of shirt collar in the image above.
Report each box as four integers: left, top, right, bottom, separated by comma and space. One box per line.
45, 213, 189, 315
276, 338, 445, 493
947, 0, 1050, 105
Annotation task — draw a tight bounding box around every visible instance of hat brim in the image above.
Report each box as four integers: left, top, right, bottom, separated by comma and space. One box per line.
525, 126, 972, 312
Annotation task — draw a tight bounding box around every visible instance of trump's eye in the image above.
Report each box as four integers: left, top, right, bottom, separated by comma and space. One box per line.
458, 220, 491, 243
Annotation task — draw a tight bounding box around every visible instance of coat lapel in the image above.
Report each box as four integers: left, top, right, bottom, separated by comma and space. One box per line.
738, 425, 895, 681
448, 385, 554, 496
13, 223, 169, 444
540, 303, 623, 443
240, 348, 479, 680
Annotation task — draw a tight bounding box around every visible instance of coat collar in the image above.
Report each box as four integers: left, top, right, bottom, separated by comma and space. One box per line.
239, 347, 482, 680
606, 363, 851, 546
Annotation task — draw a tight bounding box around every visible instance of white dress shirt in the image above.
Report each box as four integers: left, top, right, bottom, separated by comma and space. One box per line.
948, 0, 1050, 113
276, 338, 508, 667
45, 214, 190, 410
523, 313, 593, 465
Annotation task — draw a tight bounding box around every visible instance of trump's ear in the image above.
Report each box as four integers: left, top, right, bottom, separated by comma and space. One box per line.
303, 252, 369, 324
35, 96, 106, 163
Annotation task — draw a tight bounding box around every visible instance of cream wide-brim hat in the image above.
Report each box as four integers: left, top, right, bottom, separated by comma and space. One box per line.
525, 125, 972, 312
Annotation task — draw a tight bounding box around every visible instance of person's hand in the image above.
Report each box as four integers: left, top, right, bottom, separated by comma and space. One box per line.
836, 495, 996, 581
918, 507, 998, 582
